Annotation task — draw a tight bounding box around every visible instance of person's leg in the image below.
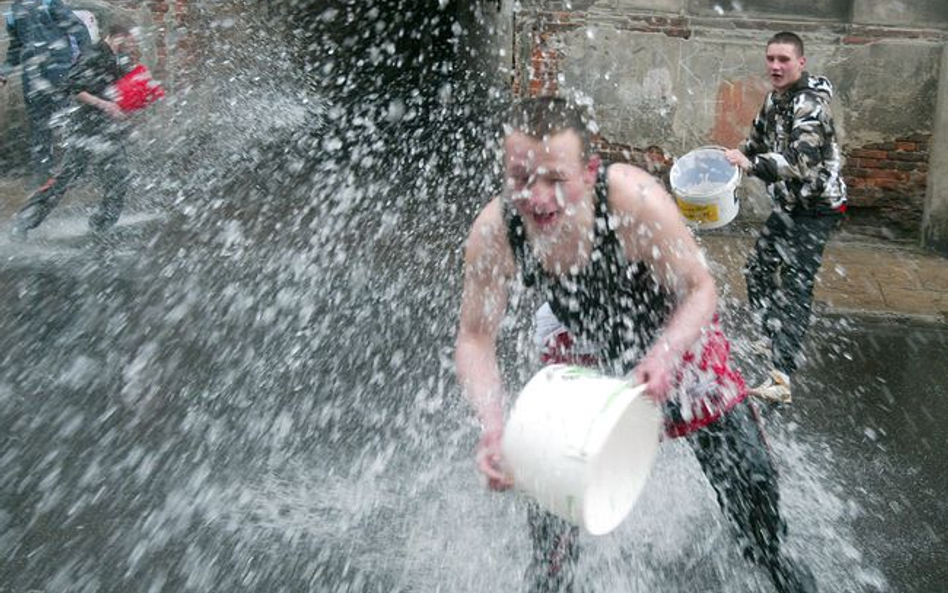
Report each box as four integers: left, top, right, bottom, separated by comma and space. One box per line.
13, 146, 89, 235
89, 143, 131, 232
26, 100, 53, 187
769, 214, 841, 376
688, 400, 817, 593
524, 504, 580, 593
744, 212, 789, 342
23, 93, 59, 188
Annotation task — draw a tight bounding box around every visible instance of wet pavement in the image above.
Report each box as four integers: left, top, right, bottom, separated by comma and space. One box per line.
0, 203, 945, 592
3, 0, 946, 587
792, 319, 948, 593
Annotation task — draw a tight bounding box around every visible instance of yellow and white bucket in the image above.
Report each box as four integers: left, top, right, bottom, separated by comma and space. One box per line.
670, 146, 741, 230
502, 365, 661, 536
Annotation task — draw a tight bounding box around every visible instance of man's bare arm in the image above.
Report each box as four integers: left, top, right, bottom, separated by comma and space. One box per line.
455, 198, 516, 488
456, 199, 513, 430
76, 91, 125, 120
608, 165, 718, 397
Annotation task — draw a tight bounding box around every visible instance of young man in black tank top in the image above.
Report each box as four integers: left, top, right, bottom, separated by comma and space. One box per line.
455, 97, 817, 593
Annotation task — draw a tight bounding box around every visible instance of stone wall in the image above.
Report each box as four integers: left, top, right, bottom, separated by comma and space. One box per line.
924, 44, 948, 254
505, 0, 948, 238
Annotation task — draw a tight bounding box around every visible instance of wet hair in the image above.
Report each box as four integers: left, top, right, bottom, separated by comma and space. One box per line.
504, 96, 594, 159
767, 31, 804, 57
107, 21, 133, 38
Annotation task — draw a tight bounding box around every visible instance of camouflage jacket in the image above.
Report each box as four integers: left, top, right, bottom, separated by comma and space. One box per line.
740, 72, 847, 214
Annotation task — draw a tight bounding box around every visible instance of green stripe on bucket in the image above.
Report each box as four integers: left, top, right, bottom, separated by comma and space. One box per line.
562, 365, 599, 379
599, 383, 628, 413
578, 383, 631, 453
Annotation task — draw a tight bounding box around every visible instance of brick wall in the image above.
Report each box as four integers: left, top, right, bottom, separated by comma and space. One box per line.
843, 135, 930, 234
512, 11, 574, 96
514, 11, 643, 166
511, 10, 698, 192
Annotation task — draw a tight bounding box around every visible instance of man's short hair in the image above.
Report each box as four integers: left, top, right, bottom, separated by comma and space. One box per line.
107, 21, 133, 38
767, 31, 804, 57
504, 96, 594, 159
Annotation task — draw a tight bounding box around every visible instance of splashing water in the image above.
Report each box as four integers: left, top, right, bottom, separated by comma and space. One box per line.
1, 1, 945, 592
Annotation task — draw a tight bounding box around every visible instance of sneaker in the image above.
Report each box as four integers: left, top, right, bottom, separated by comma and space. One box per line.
748, 338, 771, 356
10, 224, 28, 242
750, 369, 792, 404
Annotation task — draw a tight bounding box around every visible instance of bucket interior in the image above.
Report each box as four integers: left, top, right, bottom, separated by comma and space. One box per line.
670, 149, 739, 197
581, 397, 660, 535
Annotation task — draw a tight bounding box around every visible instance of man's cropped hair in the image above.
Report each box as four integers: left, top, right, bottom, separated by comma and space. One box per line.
504, 96, 595, 159
107, 21, 133, 38
767, 31, 804, 57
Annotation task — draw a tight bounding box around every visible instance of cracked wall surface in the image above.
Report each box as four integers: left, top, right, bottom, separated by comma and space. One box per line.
508, 1, 947, 237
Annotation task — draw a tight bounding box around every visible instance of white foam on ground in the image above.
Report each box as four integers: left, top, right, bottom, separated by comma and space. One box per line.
195, 423, 885, 593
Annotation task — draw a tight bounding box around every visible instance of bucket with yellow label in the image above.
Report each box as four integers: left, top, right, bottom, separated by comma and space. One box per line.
670, 146, 741, 230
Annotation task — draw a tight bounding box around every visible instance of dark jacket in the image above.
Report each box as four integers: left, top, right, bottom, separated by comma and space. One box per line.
3, 0, 91, 89
66, 40, 128, 136
740, 72, 847, 214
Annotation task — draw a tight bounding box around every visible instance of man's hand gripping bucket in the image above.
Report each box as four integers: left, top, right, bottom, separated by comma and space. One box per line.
502, 365, 662, 535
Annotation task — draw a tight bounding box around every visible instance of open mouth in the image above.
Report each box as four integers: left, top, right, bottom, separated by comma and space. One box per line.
531, 211, 558, 227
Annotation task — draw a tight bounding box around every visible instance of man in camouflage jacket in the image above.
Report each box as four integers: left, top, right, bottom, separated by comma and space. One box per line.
726, 31, 847, 403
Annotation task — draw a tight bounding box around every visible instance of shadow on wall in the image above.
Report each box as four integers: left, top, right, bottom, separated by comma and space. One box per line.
0, 0, 148, 174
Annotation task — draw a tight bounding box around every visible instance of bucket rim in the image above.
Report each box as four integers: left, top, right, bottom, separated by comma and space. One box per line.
669, 146, 741, 197
578, 393, 661, 534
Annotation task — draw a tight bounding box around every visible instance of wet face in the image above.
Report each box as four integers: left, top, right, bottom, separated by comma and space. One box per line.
503, 130, 598, 237
765, 42, 806, 93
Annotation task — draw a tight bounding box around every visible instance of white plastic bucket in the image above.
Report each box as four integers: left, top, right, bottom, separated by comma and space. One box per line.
502, 365, 662, 535
670, 146, 741, 230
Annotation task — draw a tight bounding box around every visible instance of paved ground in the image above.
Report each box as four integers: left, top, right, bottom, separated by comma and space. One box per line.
700, 232, 948, 325
0, 174, 101, 219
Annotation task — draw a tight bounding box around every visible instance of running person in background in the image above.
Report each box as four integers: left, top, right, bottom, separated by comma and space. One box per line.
725, 31, 847, 404
455, 96, 817, 593
1, 0, 92, 187
11, 22, 137, 240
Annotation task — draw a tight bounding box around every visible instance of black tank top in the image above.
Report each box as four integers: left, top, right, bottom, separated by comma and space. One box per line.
506, 164, 673, 369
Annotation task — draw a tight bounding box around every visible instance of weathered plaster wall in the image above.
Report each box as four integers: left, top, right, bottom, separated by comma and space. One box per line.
511, 1, 948, 237
924, 44, 948, 255
852, 0, 948, 28
530, 0, 948, 27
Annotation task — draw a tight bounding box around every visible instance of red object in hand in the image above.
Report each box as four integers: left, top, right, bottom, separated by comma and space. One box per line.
113, 65, 165, 112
